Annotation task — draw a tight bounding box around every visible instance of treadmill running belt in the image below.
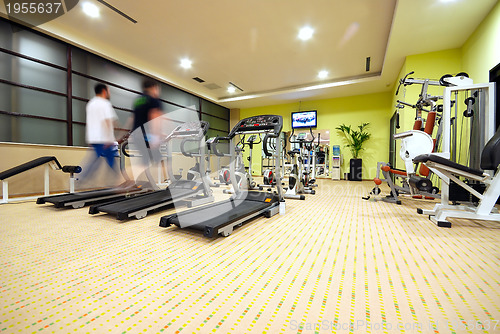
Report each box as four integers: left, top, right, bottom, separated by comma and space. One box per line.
92, 189, 186, 214
36, 185, 145, 208
90, 179, 203, 219
37, 187, 141, 206
165, 199, 269, 229
160, 191, 279, 237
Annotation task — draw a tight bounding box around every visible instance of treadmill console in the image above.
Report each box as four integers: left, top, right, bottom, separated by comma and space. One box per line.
172, 121, 209, 137
229, 115, 282, 138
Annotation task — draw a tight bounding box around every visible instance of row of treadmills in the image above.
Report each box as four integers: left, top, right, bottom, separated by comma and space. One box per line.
37, 115, 285, 238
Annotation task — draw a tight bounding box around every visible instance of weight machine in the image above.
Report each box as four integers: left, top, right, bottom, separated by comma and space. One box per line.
364, 72, 450, 203
415, 82, 498, 227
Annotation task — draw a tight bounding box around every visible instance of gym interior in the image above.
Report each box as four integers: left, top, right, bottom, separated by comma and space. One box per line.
1, 1, 500, 333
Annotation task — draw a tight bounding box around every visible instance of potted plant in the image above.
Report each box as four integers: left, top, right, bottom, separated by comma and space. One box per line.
336, 123, 371, 181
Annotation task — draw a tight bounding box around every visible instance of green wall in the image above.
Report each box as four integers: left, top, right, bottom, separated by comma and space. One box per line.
238, 2, 500, 181
392, 48, 465, 170
462, 1, 500, 83
397, 49, 463, 133
392, 0, 500, 170
240, 92, 393, 180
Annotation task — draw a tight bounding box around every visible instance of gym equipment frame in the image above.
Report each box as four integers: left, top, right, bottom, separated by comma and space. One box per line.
89, 121, 214, 220
160, 115, 284, 238
416, 82, 497, 227
0, 156, 80, 204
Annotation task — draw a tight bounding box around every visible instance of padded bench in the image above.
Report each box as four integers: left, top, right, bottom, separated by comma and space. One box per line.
414, 127, 500, 227
413, 154, 485, 177
0, 156, 61, 180
1, 156, 81, 203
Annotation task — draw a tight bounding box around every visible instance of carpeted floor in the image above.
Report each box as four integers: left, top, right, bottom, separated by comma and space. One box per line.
0, 180, 499, 333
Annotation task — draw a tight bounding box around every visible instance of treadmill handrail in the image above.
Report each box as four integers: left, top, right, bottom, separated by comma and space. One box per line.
263, 133, 278, 157
180, 138, 206, 158
210, 136, 231, 157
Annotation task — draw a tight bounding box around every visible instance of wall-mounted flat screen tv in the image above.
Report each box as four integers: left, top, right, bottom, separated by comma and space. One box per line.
291, 110, 317, 129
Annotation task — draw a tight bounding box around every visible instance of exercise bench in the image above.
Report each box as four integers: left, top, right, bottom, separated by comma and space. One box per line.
414, 126, 500, 227
0, 156, 81, 204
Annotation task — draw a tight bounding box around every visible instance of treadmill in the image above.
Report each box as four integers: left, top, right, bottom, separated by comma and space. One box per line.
37, 140, 152, 209
159, 114, 285, 238
36, 181, 150, 209
89, 121, 214, 220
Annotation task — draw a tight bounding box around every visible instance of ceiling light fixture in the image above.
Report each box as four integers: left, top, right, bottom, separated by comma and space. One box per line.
219, 73, 381, 102
227, 82, 243, 94
95, 0, 137, 23
180, 58, 192, 69
318, 70, 329, 79
82, 1, 100, 18
298, 26, 314, 41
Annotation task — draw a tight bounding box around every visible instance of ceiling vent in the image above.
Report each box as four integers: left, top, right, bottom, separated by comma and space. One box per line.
192, 77, 205, 83
204, 83, 222, 90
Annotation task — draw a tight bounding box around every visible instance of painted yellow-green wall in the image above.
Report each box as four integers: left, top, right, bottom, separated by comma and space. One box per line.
397, 48, 463, 133
462, 1, 500, 83
393, 1, 500, 170
391, 1, 500, 138
237, 0, 500, 183
392, 48, 466, 170
239, 92, 393, 180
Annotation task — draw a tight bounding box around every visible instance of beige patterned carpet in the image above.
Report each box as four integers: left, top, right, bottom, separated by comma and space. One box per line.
1, 180, 499, 333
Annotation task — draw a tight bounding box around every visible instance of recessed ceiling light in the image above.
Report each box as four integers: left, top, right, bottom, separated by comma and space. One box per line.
227, 86, 236, 93
318, 70, 328, 79
82, 1, 99, 18
180, 58, 192, 69
298, 26, 314, 41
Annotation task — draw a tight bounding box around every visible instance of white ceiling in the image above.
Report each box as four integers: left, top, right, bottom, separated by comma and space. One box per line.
1, 0, 497, 109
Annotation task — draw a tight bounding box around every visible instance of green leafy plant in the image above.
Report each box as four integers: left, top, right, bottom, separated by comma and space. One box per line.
336, 123, 371, 159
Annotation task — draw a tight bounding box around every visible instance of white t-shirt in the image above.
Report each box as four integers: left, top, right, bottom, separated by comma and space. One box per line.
85, 96, 118, 144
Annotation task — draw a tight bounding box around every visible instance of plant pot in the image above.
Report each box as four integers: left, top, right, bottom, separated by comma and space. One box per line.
349, 158, 362, 181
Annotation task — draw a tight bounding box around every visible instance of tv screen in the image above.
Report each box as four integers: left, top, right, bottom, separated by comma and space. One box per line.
291, 110, 317, 129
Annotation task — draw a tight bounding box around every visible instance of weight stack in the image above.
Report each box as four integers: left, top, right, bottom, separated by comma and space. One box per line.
349, 159, 362, 181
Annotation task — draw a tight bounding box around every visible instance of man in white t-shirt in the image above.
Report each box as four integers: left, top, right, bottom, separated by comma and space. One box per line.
80, 83, 118, 181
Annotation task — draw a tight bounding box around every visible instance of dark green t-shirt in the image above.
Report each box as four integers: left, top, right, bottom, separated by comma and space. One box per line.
132, 94, 162, 130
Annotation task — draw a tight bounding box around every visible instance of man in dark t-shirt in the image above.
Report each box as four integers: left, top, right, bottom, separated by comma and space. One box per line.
124, 80, 164, 183
132, 79, 163, 145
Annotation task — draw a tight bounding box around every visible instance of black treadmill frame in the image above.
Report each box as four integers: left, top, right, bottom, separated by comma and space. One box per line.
89, 121, 214, 220
160, 115, 284, 238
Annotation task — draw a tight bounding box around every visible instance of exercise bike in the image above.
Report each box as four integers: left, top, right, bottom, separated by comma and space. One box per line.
302, 133, 320, 188
222, 135, 262, 193
285, 130, 316, 199
260, 135, 283, 187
